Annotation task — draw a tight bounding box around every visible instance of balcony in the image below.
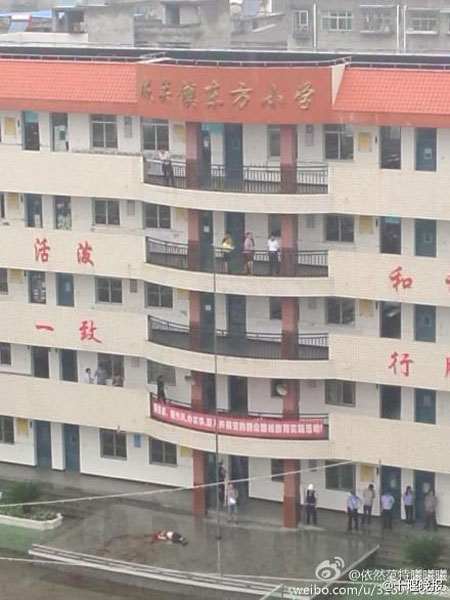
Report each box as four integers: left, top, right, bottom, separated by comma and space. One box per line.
146, 238, 328, 277
151, 394, 328, 440
143, 158, 328, 195
148, 316, 329, 361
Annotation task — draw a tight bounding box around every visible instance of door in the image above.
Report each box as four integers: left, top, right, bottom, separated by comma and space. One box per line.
225, 212, 245, 274
32, 346, 49, 379
381, 465, 401, 517
23, 111, 40, 151
227, 295, 246, 340
224, 124, 243, 188
380, 385, 401, 420
200, 129, 212, 188
51, 113, 69, 152
25, 194, 43, 228
230, 455, 249, 503
229, 376, 248, 414
414, 471, 435, 522
35, 421, 52, 469
206, 451, 217, 509
60, 349, 78, 382
380, 217, 401, 254
56, 273, 74, 307
200, 210, 214, 271
64, 424, 80, 471
201, 292, 215, 351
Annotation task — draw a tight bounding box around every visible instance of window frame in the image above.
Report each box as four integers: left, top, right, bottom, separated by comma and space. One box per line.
91, 114, 118, 150
96, 277, 123, 304
97, 353, 124, 380
147, 361, 176, 386
0, 342, 11, 365
269, 297, 282, 320
325, 460, 355, 491
414, 388, 436, 425
142, 118, 169, 152
143, 204, 171, 229
267, 125, 281, 158
325, 214, 354, 243
149, 437, 177, 466
54, 196, 72, 230
325, 380, 355, 406
145, 283, 173, 308
28, 271, 46, 304
100, 429, 127, 460
326, 297, 355, 325
0, 268, 7, 294
93, 199, 120, 226
324, 124, 354, 160
0, 416, 14, 444
408, 10, 438, 33
414, 304, 436, 343
322, 11, 353, 31
271, 458, 284, 482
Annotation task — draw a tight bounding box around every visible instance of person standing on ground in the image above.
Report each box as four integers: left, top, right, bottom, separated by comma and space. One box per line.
156, 374, 166, 403
243, 231, 256, 275
424, 489, 438, 531
362, 483, 375, 526
305, 484, 318, 526
347, 490, 361, 531
218, 460, 227, 504
226, 482, 238, 523
221, 233, 234, 274
403, 486, 414, 526
381, 490, 395, 530
267, 233, 280, 275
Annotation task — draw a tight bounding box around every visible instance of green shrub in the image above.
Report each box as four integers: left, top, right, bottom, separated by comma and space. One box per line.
2, 481, 42, 514
404, 534, 446, 568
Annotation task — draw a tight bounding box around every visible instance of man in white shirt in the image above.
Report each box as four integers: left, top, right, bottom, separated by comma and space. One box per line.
267, 234, 280, 275
83, 368, 94, 384
381, 491, 395, 530
347, 490, 361, 531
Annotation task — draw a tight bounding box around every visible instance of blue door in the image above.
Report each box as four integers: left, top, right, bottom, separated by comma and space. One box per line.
64, 424, 80, 471
224, 124, 243, 188
381, 465, 401, 517
35, 421, 52, 469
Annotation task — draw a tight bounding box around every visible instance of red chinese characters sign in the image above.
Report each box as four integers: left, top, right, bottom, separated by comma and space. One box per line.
389, 266, 412, 291
152, 401, 326, 439
136, 64, 332, 124
388, 351, 413, 377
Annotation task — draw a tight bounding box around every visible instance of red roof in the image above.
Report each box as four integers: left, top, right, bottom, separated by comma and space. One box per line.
0, 60, 137, 112
334, 68, 450, 116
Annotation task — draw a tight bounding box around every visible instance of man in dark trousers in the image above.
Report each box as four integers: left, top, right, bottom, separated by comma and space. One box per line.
347, 490, 361, 531
381, 490, 395, 530
305, 484, 318, 526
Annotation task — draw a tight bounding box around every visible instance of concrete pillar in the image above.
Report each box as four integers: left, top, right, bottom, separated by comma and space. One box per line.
189, 291, 202, 351
188, 208, 201, 270
280, 124, 297, 195
282, 380, 300, 528
192, 371, 207, 516
186, 122, 202, 189
280, 213, 298, 276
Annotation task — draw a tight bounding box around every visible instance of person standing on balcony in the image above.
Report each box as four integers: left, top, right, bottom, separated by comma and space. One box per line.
347, 490, 361, 531
267, 233, 280, 275
362, 483, 375, 526
221, 233, 234, 274
83, 367, 94, 384
424, 489, 438, 531
381, 490, 395, 530
305, 483, 318, 526
403, 486, 414, 526
243, 231, 255, 275
157, 374, 166, 403
94, 365, 107, 385
160, 149, 174, 187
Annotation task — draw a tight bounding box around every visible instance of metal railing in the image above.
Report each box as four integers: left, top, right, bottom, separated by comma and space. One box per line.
148, 316, 329, 360
143, 158, 328, 195
146, 237, 328, 277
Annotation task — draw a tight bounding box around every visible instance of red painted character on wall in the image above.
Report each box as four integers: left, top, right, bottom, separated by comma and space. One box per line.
79, 320, 101, 343
77, 241, 94, 266
389, 266, 413, 291
34, 238, 50, 262
389, 351, 414, 376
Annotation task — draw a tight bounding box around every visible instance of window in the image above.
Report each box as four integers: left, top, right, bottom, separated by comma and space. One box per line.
271, 458, 284, 482
149, 438, 177, 465
0, 416, 14, 444
0, 193, 4, 219
380, 385, 401, 420
324, 124, 354, 160
293, 9, 309, 33
94, 199, 120, 226
124, 116, 133, 139
380, 127, 401, 169
325, 380, 355, 406
145, 283, 173, 308
91, 114, 117, 149
25, 194, 43, 228
325, 460, 355, 491
23, 111, 40, 151
380, 302, 401, 339
268, 214, 281, 237
415, 219, 436, 258
361, 7, 394, 33
269, 297, 281, 319
380, 217, 401, 254
143, 204, 171, 229
0, 343, 11, 365
414, 305, 436, 343
54, 196, 72, 230
415, 128, 436, 172
325, 214, 354, 242
147, 361, 176, 386
51, 112, 69, 152
0, 268, 7, 294
142, 119, 169, 151
322, 11, 353, 31
415, 389, 436, 425
56, 273, 74, 307
408, 10, 437, 33
96, 277, 122, 304
165, 4, 180, 25
100, 429, 127, 459
31, 346, 49, 379
326, 298, 355, 325
271, 379, 284, 397
28, 271, 46, 304
98, 354, 124, 380
267, 125, 280, 158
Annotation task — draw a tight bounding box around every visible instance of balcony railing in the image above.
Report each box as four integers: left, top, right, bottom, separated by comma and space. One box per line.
150, 394, 329, 440
148, 316, 329, 360
146, 237, 328, 277
143, 158, 328, 195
